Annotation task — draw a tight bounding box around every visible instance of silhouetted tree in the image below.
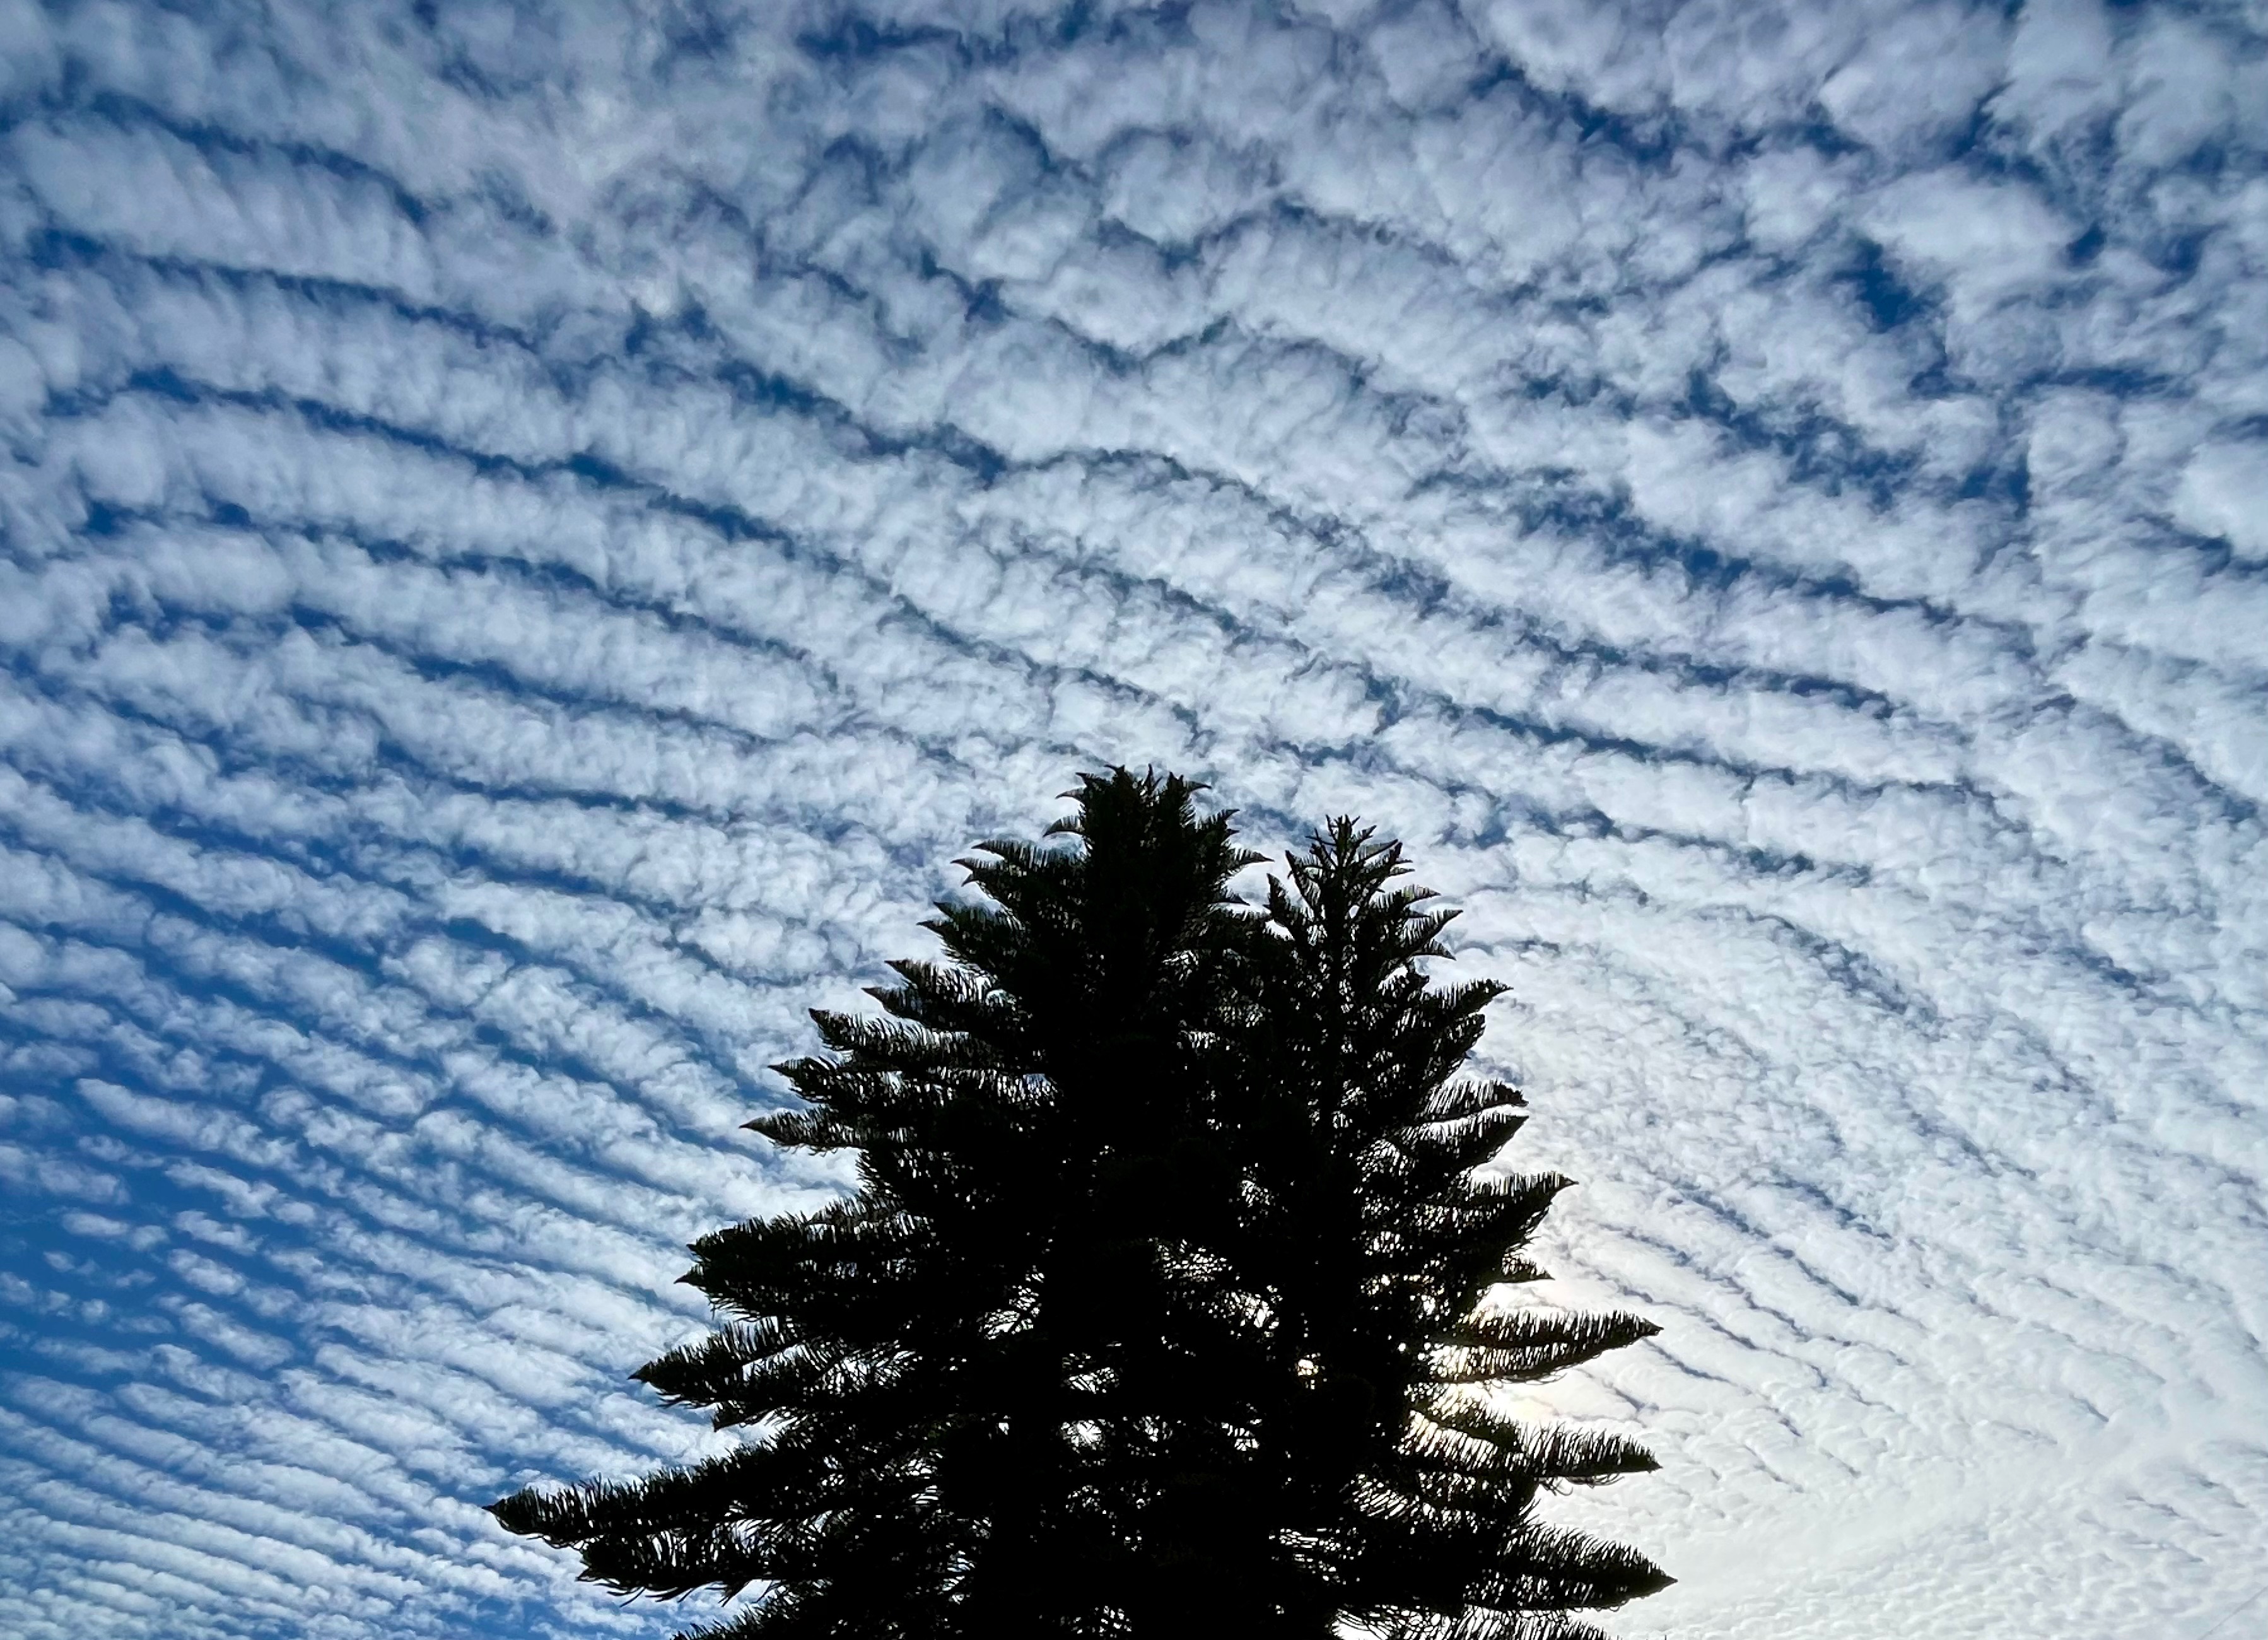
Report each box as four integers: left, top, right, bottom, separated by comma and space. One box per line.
491, 769, 1266, 1636
1233, 820, 1671, 1639
490, 771, 1668, 1640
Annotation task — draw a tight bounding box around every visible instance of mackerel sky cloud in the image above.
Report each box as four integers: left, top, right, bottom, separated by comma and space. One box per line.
2, 1, 2265, 1636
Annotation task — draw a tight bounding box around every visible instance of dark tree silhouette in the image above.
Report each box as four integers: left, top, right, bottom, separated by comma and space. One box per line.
491, 769, 1266, 1637
1234, 820, 1671, 1639
489, 771, 1668, 1639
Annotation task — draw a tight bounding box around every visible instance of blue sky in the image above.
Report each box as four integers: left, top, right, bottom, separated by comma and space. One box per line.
2, 1, 2265, 1636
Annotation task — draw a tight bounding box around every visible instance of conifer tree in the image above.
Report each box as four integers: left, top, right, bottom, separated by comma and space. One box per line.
489, 774, 1669, 1639
1234, 821, 1671, 1639
490, 769, 1265, 1637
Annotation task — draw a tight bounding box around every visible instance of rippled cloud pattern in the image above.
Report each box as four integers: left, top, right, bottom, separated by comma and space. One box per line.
3, 2, 2265, 1636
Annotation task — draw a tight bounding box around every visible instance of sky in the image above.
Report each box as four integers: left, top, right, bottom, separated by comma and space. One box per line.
1, 1, 2265, 1636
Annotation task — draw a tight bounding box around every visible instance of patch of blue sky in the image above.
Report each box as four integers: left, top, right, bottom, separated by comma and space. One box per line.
3, 2, 2265, 1637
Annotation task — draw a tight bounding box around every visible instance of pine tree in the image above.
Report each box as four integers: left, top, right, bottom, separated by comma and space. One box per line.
489, 769, 1266, 1637
1235, 820, 1671, 1639
489, 775, 1669, 1639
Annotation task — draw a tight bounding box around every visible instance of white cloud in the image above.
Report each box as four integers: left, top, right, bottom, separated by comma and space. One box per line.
1865, 168, 2076, 320
2171, 440, 2268, 562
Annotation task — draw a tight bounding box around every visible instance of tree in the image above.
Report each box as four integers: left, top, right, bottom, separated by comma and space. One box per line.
491, 768, 1266, 1637
1233, 820, 1671, 1639
489, 771, 1668, 1639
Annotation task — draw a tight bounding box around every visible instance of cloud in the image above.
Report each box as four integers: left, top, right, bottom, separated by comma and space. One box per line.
2, 2, 2265, 1638
2172, 440, 2268, 564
